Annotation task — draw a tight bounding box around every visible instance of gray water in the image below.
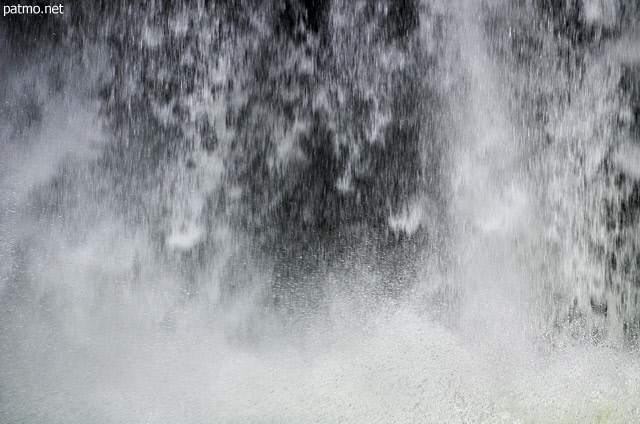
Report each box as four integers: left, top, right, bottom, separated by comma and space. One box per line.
2, 0, 640, 422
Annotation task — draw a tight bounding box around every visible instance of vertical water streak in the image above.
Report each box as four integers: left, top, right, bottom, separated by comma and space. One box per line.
445, 0, 536, 349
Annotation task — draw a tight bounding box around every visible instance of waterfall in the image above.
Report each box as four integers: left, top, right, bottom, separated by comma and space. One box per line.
1, 1, 640, 422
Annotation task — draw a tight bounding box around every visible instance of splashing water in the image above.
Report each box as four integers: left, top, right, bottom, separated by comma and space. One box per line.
2, 1, 640, 422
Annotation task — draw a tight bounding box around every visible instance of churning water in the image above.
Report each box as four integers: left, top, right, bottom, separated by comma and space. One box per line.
2, 0, 640, 422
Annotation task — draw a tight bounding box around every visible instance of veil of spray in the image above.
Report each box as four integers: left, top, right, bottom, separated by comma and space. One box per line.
1, 0, 640, 422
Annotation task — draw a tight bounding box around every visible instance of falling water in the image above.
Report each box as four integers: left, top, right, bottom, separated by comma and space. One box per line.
2, 0, 640, 422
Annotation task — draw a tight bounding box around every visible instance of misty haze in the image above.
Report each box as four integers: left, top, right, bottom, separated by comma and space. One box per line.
1, 0, 640, 422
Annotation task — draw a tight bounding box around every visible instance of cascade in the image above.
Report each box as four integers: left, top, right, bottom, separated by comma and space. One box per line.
1, 1, 640, 421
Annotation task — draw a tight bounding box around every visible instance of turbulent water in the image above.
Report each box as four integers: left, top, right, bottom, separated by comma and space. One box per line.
2, 0, 640, 422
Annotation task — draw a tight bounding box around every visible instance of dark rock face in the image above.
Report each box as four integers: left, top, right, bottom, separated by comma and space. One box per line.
1, 1, 446, 302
